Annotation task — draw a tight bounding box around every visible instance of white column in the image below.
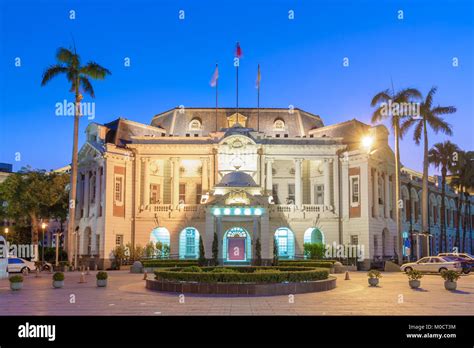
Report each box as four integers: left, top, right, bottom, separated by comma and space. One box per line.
171, 157, 180, 208
384, 172, 390, 218
333, 158, 339, 215
201, 157, 209, 192
84, 171, 90, 217
260, 153, 265, 187
373, 168, 379, 218
341, 159, 349, 219
266, 158, 273, 192
143, 158, 150, 207
323, 159, 331, 210
294, 158, 303, 208
95, 168, 101, 216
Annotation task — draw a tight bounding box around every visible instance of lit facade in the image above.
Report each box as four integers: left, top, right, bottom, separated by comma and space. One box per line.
70, 108, 473, 269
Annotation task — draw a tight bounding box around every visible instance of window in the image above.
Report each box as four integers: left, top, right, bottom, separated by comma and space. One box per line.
272, 184, 280, 204
287, 184, 295, 204
179, 183, 186, 204
186, 229, 196, 256
90, 172, 96, 204
189, 118, 202, 131
114, 175, 124, 206
275, 228, 295, 259
273, 119, 285, 131
314, 184, 324, 205
115, 234, 123, 247
350, 175, 360, 207
414, 201, 419, 222
150, 184, 161, 204
96, 235, 100, 254
196, 184, 202, 204
350, 235, 359, 245
418, 257, 429, 263
98, 167, 103, 216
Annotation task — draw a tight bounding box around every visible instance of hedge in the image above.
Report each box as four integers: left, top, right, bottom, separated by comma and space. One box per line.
278, 260, 336, 268
142, 260, 199, 268
154, 266, 329, 283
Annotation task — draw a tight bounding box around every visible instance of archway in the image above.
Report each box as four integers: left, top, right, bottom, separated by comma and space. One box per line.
223, 227, 251, 262
150, 227, 170, 259
179, 227, 200, 259
275, 227, 295, 259
304, 228, 324, 244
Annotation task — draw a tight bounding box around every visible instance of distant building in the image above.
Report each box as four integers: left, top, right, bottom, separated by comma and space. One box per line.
70, 108, 473, 269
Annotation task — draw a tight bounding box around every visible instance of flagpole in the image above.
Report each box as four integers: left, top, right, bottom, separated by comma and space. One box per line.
257, 64, 260, 132
215, 67, 218, 132
236, 64, 239, 117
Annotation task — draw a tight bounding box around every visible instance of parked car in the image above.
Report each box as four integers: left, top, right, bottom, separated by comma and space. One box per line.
400, 256, 463, 274
438, 253, 474, 270
7, 257, 37, 275
439, 256, 472, 274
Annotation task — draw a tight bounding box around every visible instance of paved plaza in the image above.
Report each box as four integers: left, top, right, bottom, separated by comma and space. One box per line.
0, 270, 473, 315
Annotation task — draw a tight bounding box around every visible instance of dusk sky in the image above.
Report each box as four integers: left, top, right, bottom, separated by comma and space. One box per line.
0, 0, 472, 173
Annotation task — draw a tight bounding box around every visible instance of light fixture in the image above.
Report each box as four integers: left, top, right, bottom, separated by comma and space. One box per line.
234, 208, 242, 215
4, 227, 8, 234
223, 208, 231, 215
244, 208, 251, 216
361, 135, 374, 150
254, 208, 263, 216
41, 223, 47, 230
213, 208, 221, 216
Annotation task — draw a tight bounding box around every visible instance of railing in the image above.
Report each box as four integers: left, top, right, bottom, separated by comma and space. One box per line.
146, 204, 202, 213
302, 204, 324, 213
149, 204, 172, 212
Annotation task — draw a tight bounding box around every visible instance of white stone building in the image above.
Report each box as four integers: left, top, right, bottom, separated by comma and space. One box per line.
70, 108, 473, 269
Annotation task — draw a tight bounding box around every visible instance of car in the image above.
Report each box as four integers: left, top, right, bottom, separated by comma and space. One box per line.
400, 256, 463, 274
7, 257, 37, 275
441, 256, 471, 274
438, 253, 474, 269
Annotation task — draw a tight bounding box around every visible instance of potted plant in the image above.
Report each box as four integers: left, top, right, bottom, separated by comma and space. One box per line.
96, 271, 108, 287
52, 272, 65, 288
406, 269, 423, 289
367, 269, 382, 287
9, 275, 24, 291
441, 270, 460, 291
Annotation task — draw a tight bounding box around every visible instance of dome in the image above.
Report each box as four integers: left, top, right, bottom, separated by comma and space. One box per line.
217, 171, 258, 187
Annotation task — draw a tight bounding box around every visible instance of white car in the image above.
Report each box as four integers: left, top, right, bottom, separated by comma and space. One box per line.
7, 257, 37, 275
400, 256, 463, 274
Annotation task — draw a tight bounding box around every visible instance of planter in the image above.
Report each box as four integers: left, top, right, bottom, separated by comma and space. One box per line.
10, 282, 23, 291
444, 280, 457, 291
368, 278, 379, 287
97, 279, 107, 287
409, 280, 421, 289
52, 280, 64, 289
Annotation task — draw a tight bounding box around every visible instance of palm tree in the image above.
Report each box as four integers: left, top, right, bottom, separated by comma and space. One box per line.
428, 141, 459, 252
400, 87, 455, 253
450, 151, 474, 251
371, 87, 421, 264
41, 47, 110, 267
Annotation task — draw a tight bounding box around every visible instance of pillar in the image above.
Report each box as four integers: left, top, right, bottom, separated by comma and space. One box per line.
84, 171, 90, 218
384, 172, 390, 218
323, 159, 331, 210
374, 168, 379, 218
171, 157, 180, 208
201, 157, 209, 192
332, 157, 339, 214
143, 158, 150, 206
295, 158, 303, 208
266, 158, 273, 192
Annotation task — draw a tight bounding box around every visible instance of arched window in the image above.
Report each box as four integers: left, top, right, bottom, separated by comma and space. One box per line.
179, 227, 200, 259
150, 227, 170, 259
304, 228, 324, 244
189, 118, 202, 131
273, 119, 285, 131
274, 227, 295, 259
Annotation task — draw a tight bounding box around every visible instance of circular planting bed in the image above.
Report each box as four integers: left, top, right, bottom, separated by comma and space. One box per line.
146, 266, 336, 296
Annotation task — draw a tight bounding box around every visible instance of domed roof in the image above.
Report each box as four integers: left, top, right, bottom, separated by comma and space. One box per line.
217, 171, 258, 187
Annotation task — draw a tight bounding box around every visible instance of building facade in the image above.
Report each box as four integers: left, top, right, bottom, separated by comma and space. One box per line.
70, 108, 473, 269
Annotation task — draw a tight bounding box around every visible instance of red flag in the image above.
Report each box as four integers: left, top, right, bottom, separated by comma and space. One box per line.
235, 42, 242, 58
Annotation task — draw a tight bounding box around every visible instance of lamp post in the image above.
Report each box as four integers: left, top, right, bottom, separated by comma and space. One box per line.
41, 222, 47, 267
55, 230, 63, 268
4, 227, 8, 244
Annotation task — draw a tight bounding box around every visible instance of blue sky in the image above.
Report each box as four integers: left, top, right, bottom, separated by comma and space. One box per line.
0, 0, 473, 173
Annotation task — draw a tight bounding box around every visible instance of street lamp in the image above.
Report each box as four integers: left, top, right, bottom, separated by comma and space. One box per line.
41, 222, 47, 267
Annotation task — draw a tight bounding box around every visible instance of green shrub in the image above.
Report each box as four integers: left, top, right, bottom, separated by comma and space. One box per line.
180, 266, 203, 273
9, 275, 23, 283
441, 270, 460, 282
406, 269, 423, 281
303, 243, 327, 259
367, 269, 382, 279
278, 261, 334, 268
96, 271, 108, 280
154, 266, 329, 283
141, 260, 199, 268
210, 268, 235, 273
53, 272, 64, 281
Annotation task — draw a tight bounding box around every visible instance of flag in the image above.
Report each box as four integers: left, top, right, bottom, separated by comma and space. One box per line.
256, 64, 261, 88
235, 42, 242, 58
210, 64, 219, 87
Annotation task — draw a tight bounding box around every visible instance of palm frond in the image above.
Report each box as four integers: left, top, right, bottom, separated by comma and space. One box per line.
371, 106, 386, 124
396, 88, 422, 103
81, 62, 111, 79
428, 115, 453, 136
56, 47, 75, 64
399, 116, 416, 139
431, 106, 457, 116
41, 64, 68, 86
413, 119, 423, 144
80, 77, 95, 98
370, 90, 391, 107
424, 86, 438, 109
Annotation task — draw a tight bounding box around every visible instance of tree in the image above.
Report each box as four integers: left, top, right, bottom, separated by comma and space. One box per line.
401, 87, 455, 244
272, 237, 279, 266
450, 151, 474, 251
371, 87, 421, 263
304, 243, 326, 259
41, 46, 111, 266
212, 233, 219, 266
0, 169, 69, 260
198, 236, 206, 266
428, 141, 459, 252
254, 238, 262, 266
